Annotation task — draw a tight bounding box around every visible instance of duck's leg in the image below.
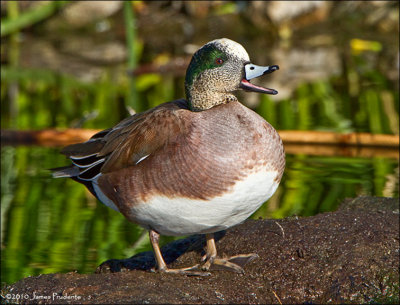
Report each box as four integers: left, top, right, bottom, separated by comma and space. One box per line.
201, 233, 258, 273
149, 230, 209, 276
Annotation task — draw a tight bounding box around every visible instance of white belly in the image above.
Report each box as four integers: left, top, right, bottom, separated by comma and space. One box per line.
126, 170, 279, 236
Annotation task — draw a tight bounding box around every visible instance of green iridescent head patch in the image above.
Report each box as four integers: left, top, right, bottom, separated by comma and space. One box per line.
185, 44, 228, 89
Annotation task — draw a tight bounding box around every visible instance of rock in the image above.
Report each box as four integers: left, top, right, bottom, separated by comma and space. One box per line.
61, 1, 123, 28
267, 1, 328, 24
268, 47, 342, 100
2, 196, 399, 304
19, 37, 126, 83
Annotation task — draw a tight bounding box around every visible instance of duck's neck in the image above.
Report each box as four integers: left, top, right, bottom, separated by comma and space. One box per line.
186, 86, 238, 111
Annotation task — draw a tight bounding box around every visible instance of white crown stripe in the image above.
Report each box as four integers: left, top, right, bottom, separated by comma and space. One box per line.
206, 38, 250, 62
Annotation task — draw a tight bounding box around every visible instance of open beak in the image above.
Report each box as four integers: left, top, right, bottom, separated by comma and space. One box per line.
239, 63, 279, 95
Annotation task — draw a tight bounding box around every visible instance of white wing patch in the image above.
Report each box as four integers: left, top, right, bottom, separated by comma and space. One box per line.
135, 154, 150, 165
92, 175, 120, 212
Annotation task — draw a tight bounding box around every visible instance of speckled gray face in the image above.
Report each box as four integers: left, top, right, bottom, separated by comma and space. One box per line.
186, 39, 248, 92
185, 38, 279, 110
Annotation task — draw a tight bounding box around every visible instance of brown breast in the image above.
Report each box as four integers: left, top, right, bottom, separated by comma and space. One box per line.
97, 101, 285, 213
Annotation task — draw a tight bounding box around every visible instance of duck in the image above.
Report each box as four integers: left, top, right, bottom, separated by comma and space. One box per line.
53, 38, 285, 275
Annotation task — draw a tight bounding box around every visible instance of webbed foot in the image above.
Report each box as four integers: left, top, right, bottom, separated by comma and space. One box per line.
201, 253, 258, 273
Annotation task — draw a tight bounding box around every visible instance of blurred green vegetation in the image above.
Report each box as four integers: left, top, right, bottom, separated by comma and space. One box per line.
1, 60, 398, 133
1, 0, 399, 285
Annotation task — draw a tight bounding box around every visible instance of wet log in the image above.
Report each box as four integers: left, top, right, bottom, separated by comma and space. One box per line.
1, 129, 399, 158
1, 129, 100, 147
278, 130, 399, 148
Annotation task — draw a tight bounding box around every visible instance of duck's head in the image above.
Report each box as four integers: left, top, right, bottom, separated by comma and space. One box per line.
185, 38, 279, 111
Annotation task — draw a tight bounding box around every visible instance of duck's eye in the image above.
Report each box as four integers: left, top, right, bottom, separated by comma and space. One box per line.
215, 58, 224, 65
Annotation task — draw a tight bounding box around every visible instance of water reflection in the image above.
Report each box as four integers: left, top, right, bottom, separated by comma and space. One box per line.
1, 145, 398, 284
